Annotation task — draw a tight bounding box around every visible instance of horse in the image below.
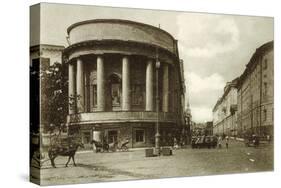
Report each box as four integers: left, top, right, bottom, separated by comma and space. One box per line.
91, 140, 109, 153
48, 141, 84, 168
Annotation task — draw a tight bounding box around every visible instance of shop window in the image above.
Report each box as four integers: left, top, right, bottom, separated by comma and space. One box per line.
135, 129, 145, 142
83, 132, 91, 144
108, 130, 118, 143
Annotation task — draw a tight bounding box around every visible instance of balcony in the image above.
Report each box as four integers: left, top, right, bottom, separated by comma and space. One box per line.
67, 111, 177, 125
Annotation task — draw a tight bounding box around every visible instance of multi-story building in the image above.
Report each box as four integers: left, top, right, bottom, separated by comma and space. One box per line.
212, 78, 239, 136
205, 121, 213, 136
30, 44, 65, 132
30, 44, 65, 150
30, 44, 65, 67
237, 41, 274, 138
191, 123, 206, 136
63, 19, 186, 149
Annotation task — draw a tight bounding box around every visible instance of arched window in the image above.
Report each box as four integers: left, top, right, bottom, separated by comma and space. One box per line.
89, 71, 97, 110
108, 73, 121, 107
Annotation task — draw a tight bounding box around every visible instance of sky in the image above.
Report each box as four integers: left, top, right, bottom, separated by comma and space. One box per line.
33, 3, 274, 123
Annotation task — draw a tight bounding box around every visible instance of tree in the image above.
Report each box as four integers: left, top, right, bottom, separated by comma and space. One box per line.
41, 62, 68, 133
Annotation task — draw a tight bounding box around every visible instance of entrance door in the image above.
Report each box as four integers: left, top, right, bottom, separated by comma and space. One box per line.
108, 130, 118, 143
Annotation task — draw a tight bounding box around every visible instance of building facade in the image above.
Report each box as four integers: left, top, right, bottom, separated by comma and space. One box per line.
30, 44, 65, 67
30, 44, 65, 131
205, 121, 213, 136
30, 44, 65, 151
63, 19, 186, 149
191, 123, 206, 136
212, 78, 238, 136
237, 41, 274, 138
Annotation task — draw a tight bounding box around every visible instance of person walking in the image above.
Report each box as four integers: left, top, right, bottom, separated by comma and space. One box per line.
225, 136, 229, 149
267, 134, 271, 143
173, 137, 179, 149
218, 136, 222, 149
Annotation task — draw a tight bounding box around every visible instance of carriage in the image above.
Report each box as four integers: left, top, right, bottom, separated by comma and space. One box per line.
30, 132, 84, 168
119, 139, 130, 151
244, 135, 260, 147
91, 138, 130, 153
48, 134, 84, 167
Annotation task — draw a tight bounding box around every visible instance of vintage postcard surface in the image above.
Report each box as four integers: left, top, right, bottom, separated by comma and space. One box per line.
30, 3, 274, 186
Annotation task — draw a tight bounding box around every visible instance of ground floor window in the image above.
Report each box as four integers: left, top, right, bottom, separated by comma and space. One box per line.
135, 129, 145, 142
82, 132, 91, 144
108, 130, 118, 143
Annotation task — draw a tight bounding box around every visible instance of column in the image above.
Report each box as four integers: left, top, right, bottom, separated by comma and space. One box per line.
97, 56, 105, 111
68, 63, 75, 114
122, 56, 130, 111
76, 58, 84, 113
162, 64, 169, 112
146, 59, 154, 111
84, 70, 90, 112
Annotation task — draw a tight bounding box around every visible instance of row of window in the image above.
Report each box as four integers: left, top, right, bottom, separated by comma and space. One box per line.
86, 83, 145, 107
81, 129, 145, 144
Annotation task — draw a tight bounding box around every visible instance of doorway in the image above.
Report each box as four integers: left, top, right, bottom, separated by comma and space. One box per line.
108, 130, 118, 143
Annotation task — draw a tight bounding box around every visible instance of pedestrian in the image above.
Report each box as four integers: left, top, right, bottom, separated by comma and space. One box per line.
218, 136, 222, 149
254, 136, 260, 148
267, 135, 271, 143
225, 136, 229, 149
91, 140, 96, 152
173, 137, 179, 149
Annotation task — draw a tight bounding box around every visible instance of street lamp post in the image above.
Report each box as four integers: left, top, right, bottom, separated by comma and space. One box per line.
155, 59, 161, 156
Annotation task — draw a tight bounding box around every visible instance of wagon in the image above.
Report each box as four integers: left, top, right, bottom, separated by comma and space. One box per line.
244, 135, 259, 147
191, 135, 218, 149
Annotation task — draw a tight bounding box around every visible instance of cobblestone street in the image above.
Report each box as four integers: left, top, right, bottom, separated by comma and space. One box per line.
32, 140, 273, 185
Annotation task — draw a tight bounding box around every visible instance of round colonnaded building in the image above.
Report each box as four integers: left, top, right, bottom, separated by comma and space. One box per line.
63, 19, 186, 149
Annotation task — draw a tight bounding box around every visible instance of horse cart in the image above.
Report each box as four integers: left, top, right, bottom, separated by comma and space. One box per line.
119, 139, 129, 151
48, 134, 84, 167
91, 138, 130, 153
30, 133, 84, 168
244, 135, 260, 147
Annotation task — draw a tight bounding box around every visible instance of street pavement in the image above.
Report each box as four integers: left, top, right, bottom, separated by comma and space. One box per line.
32, 140, 273, 185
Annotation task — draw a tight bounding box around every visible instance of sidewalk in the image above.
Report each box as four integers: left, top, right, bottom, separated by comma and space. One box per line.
38, 140, 273, 185
77, 146, 149, 154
